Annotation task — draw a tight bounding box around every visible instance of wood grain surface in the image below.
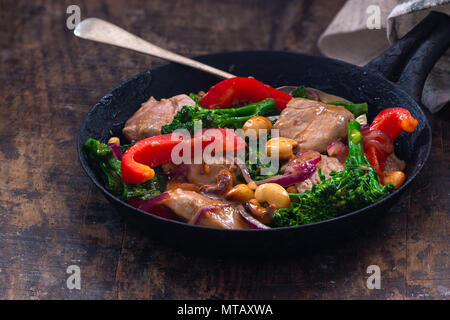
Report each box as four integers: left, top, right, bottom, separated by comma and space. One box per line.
0, 0, 448, 300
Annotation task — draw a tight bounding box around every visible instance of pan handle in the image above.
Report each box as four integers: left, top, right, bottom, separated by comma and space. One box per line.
364, 11, 450, 103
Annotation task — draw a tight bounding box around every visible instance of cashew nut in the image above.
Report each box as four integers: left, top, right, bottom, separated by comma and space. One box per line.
226, 184, 254, 203
247, 181, 258, 191
384, 171, 406, 189
265, 137, 298, 160
245, 199, 277, 225
254, 183, 291, 209
242, 116, 272, 135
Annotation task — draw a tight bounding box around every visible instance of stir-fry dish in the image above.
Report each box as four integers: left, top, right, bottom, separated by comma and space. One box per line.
85, 77, 419, 229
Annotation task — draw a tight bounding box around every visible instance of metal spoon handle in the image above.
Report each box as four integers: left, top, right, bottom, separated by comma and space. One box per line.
74, 18, 236, 80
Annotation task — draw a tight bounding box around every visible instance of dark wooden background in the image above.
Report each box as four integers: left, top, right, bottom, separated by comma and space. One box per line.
0, 0, 449, 299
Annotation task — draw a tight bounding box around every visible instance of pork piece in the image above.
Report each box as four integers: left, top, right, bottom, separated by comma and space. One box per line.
273, 98, 354, 153
122, 94, 195, 141
384, 153, 406, 173
162, 189, 251, 229
295, 155, 345, 193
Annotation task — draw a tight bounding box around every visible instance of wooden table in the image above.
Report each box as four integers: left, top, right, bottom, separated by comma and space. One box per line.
1, 0, 448, 300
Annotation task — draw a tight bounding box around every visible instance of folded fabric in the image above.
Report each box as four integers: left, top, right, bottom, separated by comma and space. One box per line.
318, 0, 450, 113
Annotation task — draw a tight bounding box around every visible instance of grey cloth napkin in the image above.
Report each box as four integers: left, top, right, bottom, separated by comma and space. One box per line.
318, 0, 450, 113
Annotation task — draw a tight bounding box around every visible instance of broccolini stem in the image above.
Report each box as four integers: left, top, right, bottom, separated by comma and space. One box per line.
211, 99, 277, 117
219, 99, 278, 126
234, 99, 277, 117
99, 162, 122, 195
347, 121, 371, 167
347, 120, 385, 185
108, 157, 122, 177
327, 101, 368, 118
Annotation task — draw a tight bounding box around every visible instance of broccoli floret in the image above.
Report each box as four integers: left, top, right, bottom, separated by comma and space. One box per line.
122, 173, 166, 200
273, 121, 395, 227
241, 133, 280, 181
85, 138, 112, 158
189, 92, 202, 105
161, 98, 279, 134
291, 85, 310, 99
326, 101, 368, 118
120, 141, 136, 153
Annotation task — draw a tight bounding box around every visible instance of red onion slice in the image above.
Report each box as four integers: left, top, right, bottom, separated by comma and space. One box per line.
284, 150, 321, 174
238, 209, 270, 230
256, 157, 319, 187
360, 124, 371, 134
289, 156, 321, 172
128, 193, 180, 221
139, 192, 170, 212
108, 143, 122, 160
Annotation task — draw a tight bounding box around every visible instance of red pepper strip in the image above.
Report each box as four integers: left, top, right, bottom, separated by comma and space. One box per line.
199, 77, 292, 110
121, 134, 181, 184
363, 107, 418, 184
363, 130, 393, 184
370, 107, 418, 142
121, 129, 246, 184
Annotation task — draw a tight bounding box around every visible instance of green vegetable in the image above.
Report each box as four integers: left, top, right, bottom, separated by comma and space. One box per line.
241, 133, 280, 181
99, 162, 122, 195
122, 174, 166, 200
291, 85, 310, 99
273, 121, 395, 227
85, 138, 165, 200
189, 92, 202, 105
246, 159, 280, 181
161, 99, 279, 134
327, 101, 368, 118
120, 141, 136, 153
85, 138, 112, 158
